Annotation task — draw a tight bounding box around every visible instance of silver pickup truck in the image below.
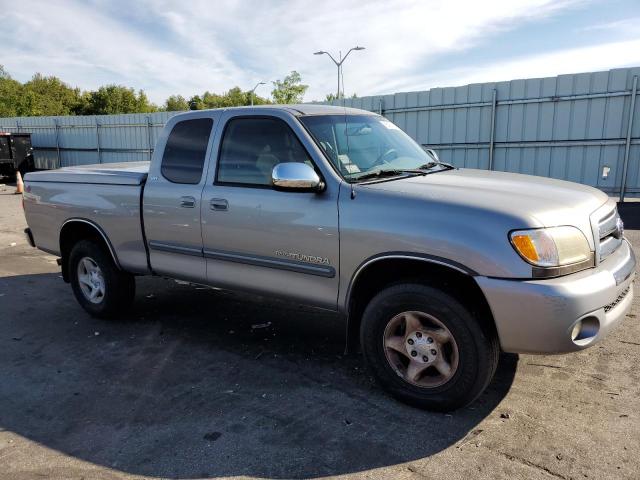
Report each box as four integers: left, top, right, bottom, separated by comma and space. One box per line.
22, 105, 635, 411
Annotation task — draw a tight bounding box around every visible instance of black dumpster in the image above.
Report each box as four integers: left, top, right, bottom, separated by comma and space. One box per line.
0, 132, 35, 179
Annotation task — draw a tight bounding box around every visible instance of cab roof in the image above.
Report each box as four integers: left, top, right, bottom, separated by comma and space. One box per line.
205, 104, 374, 116
278, 104, 374, 116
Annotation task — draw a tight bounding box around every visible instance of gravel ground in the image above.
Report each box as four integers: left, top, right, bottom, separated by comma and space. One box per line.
0, 180, 639, 480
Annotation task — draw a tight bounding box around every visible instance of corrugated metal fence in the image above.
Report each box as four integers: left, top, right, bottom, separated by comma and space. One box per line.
327, 67, 640, 199
1, 67, 639, 198
0, 111, 181, 169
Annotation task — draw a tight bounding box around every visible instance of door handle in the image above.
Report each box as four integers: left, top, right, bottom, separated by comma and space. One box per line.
210, 198, 229, 211
180, 196, 196, 208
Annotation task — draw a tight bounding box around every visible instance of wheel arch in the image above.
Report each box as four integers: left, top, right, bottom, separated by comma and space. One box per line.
344, 254, 496, 352
59, 218, 121, 282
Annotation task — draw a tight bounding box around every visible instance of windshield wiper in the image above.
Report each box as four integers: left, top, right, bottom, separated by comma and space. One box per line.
349, 162, 455, 183
417, 161, 455, 171
349, 168, 425, 182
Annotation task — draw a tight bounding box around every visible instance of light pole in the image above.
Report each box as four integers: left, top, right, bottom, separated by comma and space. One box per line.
314, 46, 365, 99
250, 81, 265, 106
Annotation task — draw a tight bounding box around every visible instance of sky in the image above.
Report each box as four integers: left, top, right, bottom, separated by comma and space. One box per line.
1, 0, 639, 105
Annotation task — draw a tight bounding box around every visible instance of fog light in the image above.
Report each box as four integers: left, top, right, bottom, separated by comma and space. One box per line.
570, 316, 600, 346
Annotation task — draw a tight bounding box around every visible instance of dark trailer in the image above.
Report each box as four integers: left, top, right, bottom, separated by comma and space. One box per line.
0, 132, 35, 179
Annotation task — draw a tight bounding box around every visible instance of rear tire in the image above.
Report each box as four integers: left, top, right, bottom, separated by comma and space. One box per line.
360, 283, 499, 411
69, 240, 135, 318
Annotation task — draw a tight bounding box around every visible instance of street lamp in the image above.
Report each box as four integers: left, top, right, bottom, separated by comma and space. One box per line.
314, 46, 365, 99
250, 81, 266, 106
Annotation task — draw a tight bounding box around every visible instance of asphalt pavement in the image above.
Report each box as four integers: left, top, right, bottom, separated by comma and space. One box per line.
0, 181, 639, 479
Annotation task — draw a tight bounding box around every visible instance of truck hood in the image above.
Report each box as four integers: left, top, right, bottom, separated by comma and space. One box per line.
363, 168, 610, 248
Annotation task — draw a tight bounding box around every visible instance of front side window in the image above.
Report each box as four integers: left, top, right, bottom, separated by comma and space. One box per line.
161, 118, 213, 184
300, 114, 443, 182
217, 117, 313, 186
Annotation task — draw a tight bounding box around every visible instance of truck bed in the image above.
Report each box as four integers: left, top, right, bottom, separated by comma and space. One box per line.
23, 162, 151, 274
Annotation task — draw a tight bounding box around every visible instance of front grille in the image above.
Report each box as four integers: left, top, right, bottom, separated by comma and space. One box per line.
597, 208, 623, 262
604, 286, 630, 313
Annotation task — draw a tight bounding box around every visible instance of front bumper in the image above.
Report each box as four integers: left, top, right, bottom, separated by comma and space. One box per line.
476, 239, 635, 354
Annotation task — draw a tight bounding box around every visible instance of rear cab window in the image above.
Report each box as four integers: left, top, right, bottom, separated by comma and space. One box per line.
161, 118, 213, 184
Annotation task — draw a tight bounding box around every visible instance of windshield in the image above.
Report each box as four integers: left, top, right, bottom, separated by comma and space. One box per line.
299, 114, 440, 182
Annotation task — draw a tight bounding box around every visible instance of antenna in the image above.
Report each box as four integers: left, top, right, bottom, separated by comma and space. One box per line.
341, 64, 346, 104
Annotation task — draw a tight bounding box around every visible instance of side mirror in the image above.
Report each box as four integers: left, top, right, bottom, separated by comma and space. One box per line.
272, 162, 324, 192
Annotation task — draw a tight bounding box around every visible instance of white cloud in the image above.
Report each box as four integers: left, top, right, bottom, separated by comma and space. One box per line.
0, 0, 637, 105
580, 16, 640, 35
376, 39, 640, 94
454, 39, 640, 87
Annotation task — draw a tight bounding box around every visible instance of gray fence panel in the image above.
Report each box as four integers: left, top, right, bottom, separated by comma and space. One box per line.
0, 111, 180, 169
2, 67, 640, 198
325, 67, 640, 198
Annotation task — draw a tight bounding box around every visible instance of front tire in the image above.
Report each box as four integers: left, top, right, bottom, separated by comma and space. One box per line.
69, 240, 135, 318
360, 283, 499, 411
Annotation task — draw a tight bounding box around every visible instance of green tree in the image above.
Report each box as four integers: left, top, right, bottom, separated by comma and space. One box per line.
23, 73, 84, 116
187, 86, 270, 110
0, 66, 25, 117
0, 79, 26, 117
0, 64, 286, 117
0, 67, 87, 117
247, 89, 270, 106
0, 67, 159, 117
188, 95, 204, 110
325, 92, 357, 102
220, 86, 247, 106
135, 90, 158, 113
271, 71, 308, 104
80, 85, 158, 115
164, 95, 190, 111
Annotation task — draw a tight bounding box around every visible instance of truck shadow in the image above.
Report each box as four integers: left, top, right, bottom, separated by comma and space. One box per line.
0, 272, 517, 479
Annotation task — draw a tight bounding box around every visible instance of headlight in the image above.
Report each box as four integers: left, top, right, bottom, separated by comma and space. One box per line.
510, 226, 594, 276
